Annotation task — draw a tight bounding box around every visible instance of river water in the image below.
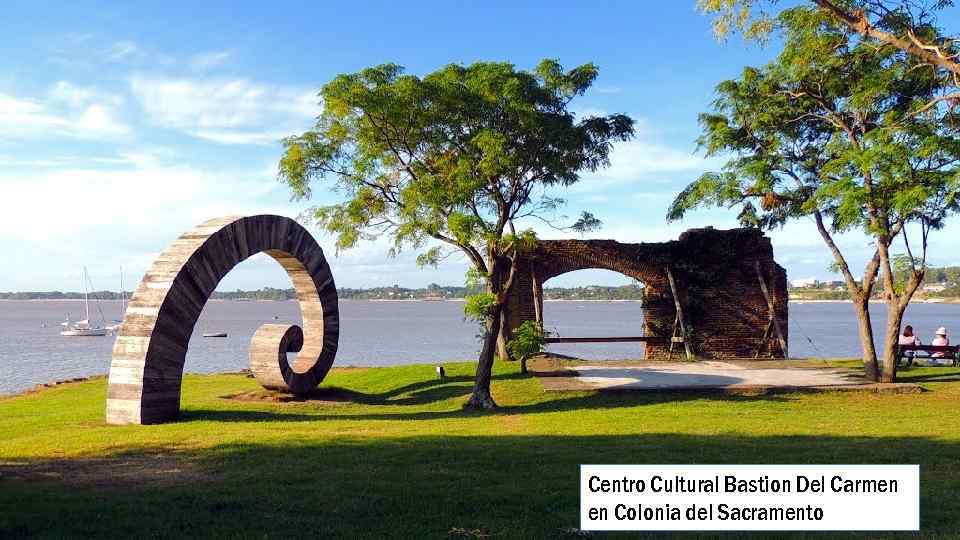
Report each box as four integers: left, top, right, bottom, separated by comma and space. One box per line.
1, 299, 958, 394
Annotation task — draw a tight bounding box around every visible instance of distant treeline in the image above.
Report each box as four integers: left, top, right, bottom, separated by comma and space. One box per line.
0, 283, 645, 301
0, 291, 132, 300
791, 264, 960, 300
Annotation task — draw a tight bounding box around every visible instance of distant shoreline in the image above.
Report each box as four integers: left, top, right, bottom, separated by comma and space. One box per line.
791, 298, 960, 304
4, 297, 960, 305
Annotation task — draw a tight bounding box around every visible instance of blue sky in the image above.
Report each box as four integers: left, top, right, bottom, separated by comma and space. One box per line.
1, 1, 958, 292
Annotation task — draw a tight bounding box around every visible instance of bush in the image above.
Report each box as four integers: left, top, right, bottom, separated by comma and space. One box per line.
508, 321, 549, 372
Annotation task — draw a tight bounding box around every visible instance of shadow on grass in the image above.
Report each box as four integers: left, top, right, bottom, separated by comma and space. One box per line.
2, 433, 958, 538
223, 371, 531, 404
896, 370, 960, 383
187, 384, 789, 423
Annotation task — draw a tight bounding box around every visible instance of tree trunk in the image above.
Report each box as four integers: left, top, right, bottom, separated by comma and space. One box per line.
496, 313, 511, 361
812, 211, 881, 381
852, 297, 880, 382
879, 300, 909, 383
465, 301, 501, 409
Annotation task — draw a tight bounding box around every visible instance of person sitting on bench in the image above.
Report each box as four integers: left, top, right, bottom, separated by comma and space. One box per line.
932, 327, 950, 358
899, 325, 922, 365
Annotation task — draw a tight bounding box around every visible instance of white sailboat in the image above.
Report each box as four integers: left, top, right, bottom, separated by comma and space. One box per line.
61, 267, 107, 337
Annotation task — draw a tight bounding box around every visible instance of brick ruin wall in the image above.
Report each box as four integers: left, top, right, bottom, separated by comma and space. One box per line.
505, 227, 788, 360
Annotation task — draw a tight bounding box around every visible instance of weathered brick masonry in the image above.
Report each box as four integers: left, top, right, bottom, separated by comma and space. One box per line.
505, 227, 788, 359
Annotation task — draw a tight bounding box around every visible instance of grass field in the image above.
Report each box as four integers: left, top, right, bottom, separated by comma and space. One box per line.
2, 360, 960, 538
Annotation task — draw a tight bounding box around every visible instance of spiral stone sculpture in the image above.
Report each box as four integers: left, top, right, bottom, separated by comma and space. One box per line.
106, 215, 339, 425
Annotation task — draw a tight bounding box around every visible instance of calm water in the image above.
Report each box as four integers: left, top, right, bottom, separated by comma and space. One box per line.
1, 299, 958, 394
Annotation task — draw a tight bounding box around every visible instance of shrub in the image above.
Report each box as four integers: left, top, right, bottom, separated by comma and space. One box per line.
508, 321, 549, 372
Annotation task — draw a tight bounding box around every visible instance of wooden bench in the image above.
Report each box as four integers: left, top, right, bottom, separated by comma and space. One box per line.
896, 344, 960, 367
527, 336, 668, 373
543, 336, 665, 344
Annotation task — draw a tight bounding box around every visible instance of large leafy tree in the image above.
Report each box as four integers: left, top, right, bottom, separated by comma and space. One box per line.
279, 60, 633, 407
669, 6, 960, 381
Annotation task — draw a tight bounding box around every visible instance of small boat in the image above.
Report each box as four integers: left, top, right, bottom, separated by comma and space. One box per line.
202, 332, 228, 338
61, 324, 108, 337
61, 267, 108, 337
61, 316, 107, 336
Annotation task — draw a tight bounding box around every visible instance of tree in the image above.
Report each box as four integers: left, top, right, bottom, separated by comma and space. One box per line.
699, 1, 960, 79
668, 6, 960, 381
278, 60, 633, 407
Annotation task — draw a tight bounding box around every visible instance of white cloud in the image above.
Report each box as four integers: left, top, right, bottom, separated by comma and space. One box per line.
129, 75, 317, 145
594, 86, 623, 94
191, 129, 288, 145
568, 118, 723, 194
49, 81, 95, 108
0, 153, 474, 290
573, 138, 720, 193
0, 152, 294, 245
0, 89, 130, 140
0, 167, 207, 241
0, 155, 77, 168
107, 40, 141, 62
190, 51, 231, 70
0, 155, 306, 291
0, 147, 176, 169
633, 191, 671, 201
49, 81, 124, 108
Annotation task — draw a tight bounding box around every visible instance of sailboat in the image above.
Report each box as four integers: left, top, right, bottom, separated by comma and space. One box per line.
61, 267, 107, 337
105, 266, 127, 333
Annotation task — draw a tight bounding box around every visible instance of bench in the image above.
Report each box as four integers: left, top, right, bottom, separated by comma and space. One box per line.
526, 336, 668, 373
543, 336, 665, 344
896, 344, 960, 367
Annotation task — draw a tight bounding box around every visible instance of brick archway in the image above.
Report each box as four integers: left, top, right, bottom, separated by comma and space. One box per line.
505, 227, 787, 359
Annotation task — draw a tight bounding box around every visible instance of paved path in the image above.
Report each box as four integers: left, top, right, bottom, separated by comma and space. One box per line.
530, 359, 919, 394
571, 361, 858, 390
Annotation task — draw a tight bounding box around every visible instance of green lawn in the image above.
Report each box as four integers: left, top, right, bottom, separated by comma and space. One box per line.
2, 360, 960, 538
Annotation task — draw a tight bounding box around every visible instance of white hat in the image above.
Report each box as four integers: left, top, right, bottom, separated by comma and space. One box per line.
937, 327, 948, 336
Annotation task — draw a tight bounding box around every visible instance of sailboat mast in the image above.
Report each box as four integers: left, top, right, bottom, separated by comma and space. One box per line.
83, 266, 90, 322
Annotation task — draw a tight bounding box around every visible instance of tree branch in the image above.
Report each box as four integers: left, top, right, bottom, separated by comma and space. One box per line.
813, 0, 960, 77
431, 232, 487, 275
813, 209, 866, 298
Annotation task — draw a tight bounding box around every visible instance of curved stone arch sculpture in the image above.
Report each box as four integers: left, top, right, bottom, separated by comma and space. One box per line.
106, 215, 339, 425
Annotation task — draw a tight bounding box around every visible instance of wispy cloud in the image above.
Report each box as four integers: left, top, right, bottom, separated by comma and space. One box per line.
49, 81, 126, 113
189, 50, 231, 71
107, 40, 141, 62
0, 160, 305, 290
129, 75, 317, 145
572, 137, 721, 194
0, 86, 130, 140
0, 154, 469, 290
191, 129, 289, 145
594, 85, 623, 94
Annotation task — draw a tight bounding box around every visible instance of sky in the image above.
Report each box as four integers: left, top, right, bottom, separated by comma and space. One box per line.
1, 1, 958, 292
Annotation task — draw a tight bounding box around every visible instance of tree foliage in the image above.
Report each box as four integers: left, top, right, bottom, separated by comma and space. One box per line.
670, 5, 960, 381
278, 59, 634, 406
280, 60, 631, 265
701, 1, 959, 72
